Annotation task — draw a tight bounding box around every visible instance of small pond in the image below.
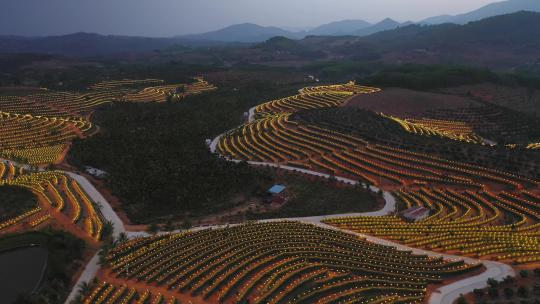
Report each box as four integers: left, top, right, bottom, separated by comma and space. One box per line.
0, 246, 48, 303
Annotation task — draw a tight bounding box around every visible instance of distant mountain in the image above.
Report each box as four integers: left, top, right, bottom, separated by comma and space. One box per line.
369, 11, 540, 46
3, 11, 539, 60
307, 20, 372, 36
355, 18, 403, 36
351, 11, 540, 67
261, 11, 540, 68
184, 23, 298, 43
421, 0, 540, 24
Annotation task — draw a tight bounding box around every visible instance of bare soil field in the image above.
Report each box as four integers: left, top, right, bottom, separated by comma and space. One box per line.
439, 83, 540, 116
345, 87, 482, 116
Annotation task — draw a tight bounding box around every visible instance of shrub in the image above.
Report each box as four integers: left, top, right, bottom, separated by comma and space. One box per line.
488, 278, 500, 288
504, 287, 514, 299
473, 288, 484, 298
518, 286, 529, 298
488, 287, 499, 299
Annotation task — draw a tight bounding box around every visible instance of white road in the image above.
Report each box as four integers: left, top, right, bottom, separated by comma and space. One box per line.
65, 172, 126, 238
247, 106, 257, 122
64, 252, 100, 304
429, 260, 514, 304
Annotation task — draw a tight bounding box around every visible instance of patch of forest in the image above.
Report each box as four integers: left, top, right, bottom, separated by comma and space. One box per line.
69, 82, 302, 223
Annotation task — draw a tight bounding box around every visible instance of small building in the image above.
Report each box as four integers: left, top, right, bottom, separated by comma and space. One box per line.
268, 184, 286, 195
85, 166, 108, 179
264, 184, 288, 204
400, 206, 430, 222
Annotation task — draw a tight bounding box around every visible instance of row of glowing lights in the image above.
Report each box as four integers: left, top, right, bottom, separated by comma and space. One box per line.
0, 163, 103, 240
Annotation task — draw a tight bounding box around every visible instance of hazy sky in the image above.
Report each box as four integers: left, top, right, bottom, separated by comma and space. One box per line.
1, 0, 499, 37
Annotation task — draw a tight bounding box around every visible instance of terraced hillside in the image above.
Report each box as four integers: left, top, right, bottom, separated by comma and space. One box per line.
253, 82, 379, 118
84, 222, 480, 304
89, 79, 165, 90
216, 82, 540, 267
439, 83, 540, 117
326, 188, 540, 264
0, 111, 93, 164
347, 87, 540, 146
0, 77, 216, 164
0, 161, 104, 241
123, 78, 217, 102
218, 111, 537, 189
383, 114, 485, 144
296, 108, 540, 179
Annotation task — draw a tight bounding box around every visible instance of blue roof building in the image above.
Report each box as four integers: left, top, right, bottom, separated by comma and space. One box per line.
268, 184, 286, 194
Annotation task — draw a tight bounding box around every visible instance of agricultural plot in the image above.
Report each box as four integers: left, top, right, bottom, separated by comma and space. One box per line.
383, 115, 486, 144
89, 79, 165, 90
218, 112, 536, 190
217, 82, 540, 267
0, 78, 217, 164
123, 78, 217, 102
346, 87, 540, 146
84, 222, 480, 304
439, 83, 540, 117
0, 91, 123, 119
527, 142, 540, 149
83, 282, 177, 304
0, 162, 104, 241
254, 83, 378, 118
325, 188, 540, 264
0, 111, 93, 164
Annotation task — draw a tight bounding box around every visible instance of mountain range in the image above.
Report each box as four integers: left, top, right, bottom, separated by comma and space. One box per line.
180, 0, 540, 42
421, 0, 540, 24
182, 18, 410, 43
1, 0, 540, 57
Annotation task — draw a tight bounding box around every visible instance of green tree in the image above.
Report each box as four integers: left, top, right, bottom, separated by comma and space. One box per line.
504, 287, 514, 299
488, 278, 499, 288
488, 287, 499, 299
517, 286, 529, 298
148, 223, 159, 234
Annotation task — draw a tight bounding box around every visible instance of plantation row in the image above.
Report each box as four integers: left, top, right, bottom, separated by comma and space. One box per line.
254, 92, 353, 118
326, 188, 540, 264
420, 105, 538, 144
0, 91, 127, 119
527, 142, 540, 149
123, 78, 217, 103
89, 79, 165, 90
0, 111, 93, 164
83, 281, 178, 304
218, 113, 536, 190
301, 82, 381, 94
102, 222, 479, 304
1, 78, 216, 119
253, 83, 378, 118
383, 114, 486, 144
0, 162, 104, 240
0, 78, 216, 164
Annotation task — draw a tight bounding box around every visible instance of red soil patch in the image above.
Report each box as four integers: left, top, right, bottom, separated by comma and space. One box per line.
439, 83, 540, 116
345, 88, 482, 117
